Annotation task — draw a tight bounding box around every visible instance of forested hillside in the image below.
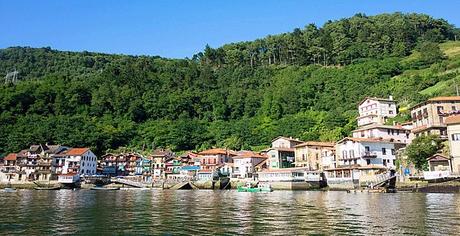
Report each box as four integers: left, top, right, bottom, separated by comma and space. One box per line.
1, 13, 460, 156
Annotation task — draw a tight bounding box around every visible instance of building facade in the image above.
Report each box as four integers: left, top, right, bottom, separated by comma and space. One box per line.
336, 137, 405, 169
410, 96, 460, 139
232, 151, 267, 178
265, 136, 303, 169
352, 124, 412, 144
446, 115, 460, 174
357, 97, 397, 127
294, 141, 335, 170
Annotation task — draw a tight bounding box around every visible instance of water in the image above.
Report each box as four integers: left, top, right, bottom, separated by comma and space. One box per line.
1, 190, 460, 235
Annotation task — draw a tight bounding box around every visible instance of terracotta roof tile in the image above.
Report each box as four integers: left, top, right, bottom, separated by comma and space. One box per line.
445, 115, 460, 125
65, 148, 90, 156
428, 96, 460, 102
4, 153, 17, 161
198, 148, 236, 156
233, 151, 267, 159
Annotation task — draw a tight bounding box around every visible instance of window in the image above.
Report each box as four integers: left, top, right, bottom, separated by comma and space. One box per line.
366, 159, 371, 165
397, 130, 400, 135
452, 133, 460, 141
437, 106, 443, 114
452, 106, 456, 111
391, 149, 395, 155
382, 148, 387, 155
387, 129, 390, 135
365, 146, 370, 152
342, 151, 347, 159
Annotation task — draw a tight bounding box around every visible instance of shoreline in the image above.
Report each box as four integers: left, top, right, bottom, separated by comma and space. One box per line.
3, 180, 460, 193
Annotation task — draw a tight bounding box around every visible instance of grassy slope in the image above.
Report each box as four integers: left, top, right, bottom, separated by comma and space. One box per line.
418, 41, 460, 96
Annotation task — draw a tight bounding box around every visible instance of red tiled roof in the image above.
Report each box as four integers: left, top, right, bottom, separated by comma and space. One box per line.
445, 115, 460, 125
233, 150, 267, 159
66, 148, 90, 156
411, 96, 460, 110
428, 96, 460, 102
198, 148, 236, 156
4, 153, 17, 161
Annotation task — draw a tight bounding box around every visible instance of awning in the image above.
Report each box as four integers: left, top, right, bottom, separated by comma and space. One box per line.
181, 166, 200, 171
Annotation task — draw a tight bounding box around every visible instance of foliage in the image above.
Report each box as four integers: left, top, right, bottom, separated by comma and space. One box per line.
405, 135, 443, 171
0, 13, 458, 156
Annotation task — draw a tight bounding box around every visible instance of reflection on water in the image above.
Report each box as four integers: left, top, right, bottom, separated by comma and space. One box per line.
1, 190, 459, 235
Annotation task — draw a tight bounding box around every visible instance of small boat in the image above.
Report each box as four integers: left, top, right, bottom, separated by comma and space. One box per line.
3, 187, 17, 192
237, 182, 272, 192
34, 186, 61, 190
90, 186, 120, 191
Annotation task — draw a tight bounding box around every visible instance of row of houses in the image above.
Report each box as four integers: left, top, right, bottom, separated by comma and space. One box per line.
3, 96, 460, 184
265, 96, 460, 178
1, 145, 97, 182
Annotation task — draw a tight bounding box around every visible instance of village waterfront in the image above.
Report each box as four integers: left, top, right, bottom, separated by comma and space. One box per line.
1, 189, 459, 235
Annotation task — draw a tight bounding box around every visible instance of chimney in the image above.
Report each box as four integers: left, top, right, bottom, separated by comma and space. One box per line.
389, 95, 393, 100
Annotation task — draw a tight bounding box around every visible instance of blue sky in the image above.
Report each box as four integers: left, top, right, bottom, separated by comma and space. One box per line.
1, 0, 459, 58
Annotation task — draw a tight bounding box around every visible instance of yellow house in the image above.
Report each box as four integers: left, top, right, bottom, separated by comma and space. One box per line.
410, 96, 460, 139
294, 141, 335, 170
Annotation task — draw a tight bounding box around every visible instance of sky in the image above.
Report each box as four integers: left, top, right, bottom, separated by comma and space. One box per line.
1, 0, 459, 58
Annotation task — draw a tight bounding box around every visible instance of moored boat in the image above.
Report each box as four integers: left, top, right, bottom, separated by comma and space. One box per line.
90, 186, 120, 191
34, 186, 61, 190
237, 183, 272, 192
3, 187, 17, 192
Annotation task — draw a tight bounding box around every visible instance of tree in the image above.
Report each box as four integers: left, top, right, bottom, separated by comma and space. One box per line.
405, 135, 443, 171
417, 41, 445, 65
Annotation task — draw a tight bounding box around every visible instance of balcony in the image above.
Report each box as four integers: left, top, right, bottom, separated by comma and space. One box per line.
361, 151, 378, 158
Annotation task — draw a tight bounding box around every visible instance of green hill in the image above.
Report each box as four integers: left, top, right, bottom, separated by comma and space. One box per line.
0, 12, 459, 156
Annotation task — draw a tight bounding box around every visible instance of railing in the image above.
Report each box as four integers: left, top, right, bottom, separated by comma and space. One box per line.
361, 151, 378, 158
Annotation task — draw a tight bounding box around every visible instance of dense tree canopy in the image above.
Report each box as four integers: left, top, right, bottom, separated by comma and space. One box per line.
0, 13, 458, 156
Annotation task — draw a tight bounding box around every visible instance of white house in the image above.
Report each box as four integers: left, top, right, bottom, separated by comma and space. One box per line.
232, 151, 267, 178
357, 97, 397, 127
352, 124, 412, 144
55, 148, 97, 176
264, 136, 303, 169
336, 137, 406, 169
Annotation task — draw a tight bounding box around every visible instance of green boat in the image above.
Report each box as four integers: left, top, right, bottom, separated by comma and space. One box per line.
237, 183, 273, 192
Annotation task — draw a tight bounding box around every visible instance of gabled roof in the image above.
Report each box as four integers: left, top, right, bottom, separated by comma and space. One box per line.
352, 124, 408, 132
445, 115, 460, 125
65, 148, 90, 156
233, 151, 267, 159
197, 148, 237, 156
4, 153, 17, 161
337, 137, 404, 144
358, 97, 396, 106
295, 141, 335, 148
29, 145, 42, 153
17, 149, 28, 158
428, 96, 460, 102
427, 154, 450, 161
411, 96, 460, 110
151, 149, 174, 157
271, 136, 303, 143
255, 159, 267, 169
